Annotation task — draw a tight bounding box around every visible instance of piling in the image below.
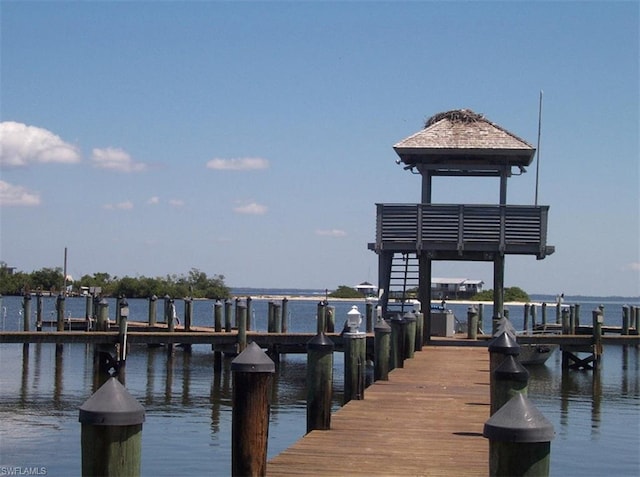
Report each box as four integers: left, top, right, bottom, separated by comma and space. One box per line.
117, 299, 129, 385
530, 304, 537, 330
326, 305, 335, 333
97, 298, 109, 331
374, 318, 391, 381
569, 305, 576, 334
632, 306, 639, 335
541, 303, 547, 331
85, 294, 93, 322
561, 308, 569, 335
22, 294, 31, 332
414, 310, 424, 352
268, 301, 276, 333
491, 354, 529, 415
79, 377, 145, 477
574, 303, 581, 328
523, 304, 530, 333
237, 304, 247, 353
403, 311, 416, 359
231, 342, 275, 477
592, 308, 603, 368
183, 297, 193, 353
467, 306, 479, 340
483, 393, 554, 477
148, 295, 157, 327
36, 293, 43, 331
167, 298, 176, 332
273, 302, 282, 333
246, 296, 253, 331
390, 314, 406, 369
622, 305, 630, 335
224, 300, 233, 332
56, 293, 65, 332
213, 301, 223, 371
365, 300, 374, 333
344, 305, 366, 404
478, 303, 485, 334
316, 301, 326, 334
488, 330, 520, 394
306, 333, 334, 433
281, 297, 289, 333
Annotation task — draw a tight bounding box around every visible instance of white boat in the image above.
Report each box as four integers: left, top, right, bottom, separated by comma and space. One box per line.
518, 343, 558, 366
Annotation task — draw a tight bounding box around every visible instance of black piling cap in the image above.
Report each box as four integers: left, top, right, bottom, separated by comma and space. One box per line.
307, 332, 335, 351
494, 354, 530, 382
483, 393, 554, 443
488, 330, 520, 355
231, 341, 276, 373
374, 319, 391, 333
79, 377, 145, 426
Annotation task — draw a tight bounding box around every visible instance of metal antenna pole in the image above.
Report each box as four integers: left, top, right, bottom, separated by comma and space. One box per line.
534, 90, 543, 206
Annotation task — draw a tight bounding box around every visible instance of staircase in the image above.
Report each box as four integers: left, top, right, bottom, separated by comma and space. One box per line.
386, 252, 419, 317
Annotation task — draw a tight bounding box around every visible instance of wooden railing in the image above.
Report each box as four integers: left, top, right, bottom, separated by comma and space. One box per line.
374, 203, 551, 258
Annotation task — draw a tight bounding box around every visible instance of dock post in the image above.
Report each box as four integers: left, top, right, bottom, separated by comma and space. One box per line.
56, 293, 65, 332
79, 377, 145, 477
483, 393, 554, 477
267, 301, 275, 333
326, 305, 335, 333
523, 304, 530, 333
488, 329, 520, 396
365, 299, 374, 333
246, 296, 252, 331
467, 306, 479, 340
237, 304, 247, 353
569, 305, 576, 334
530, 304, 537, 330
231, 342, 275, 477
183, 297, 192, 352
343, 306, 366, 404
491, 354, 529, 415
163, 295, 171, 324
85, 293, 93, 323
403, 311, 416, 359
592, 308, 603, 368
117, 299, 129, 385
316, 301, 327, 334
213, 300, 223, 371
167, 298, 176, 332
22, 294, 31, 332
36, 292, 43, 331
414, 308, 424, 352
622, 305, 630, 335
561, 308, 570, 335
574, 303, 581, 328
148, 295, 157, 327
96, 298, 109, 331
281, 297, 289, 333
224, 299, 232, 332
390, 314, 406, 369
273, 302, 282, 333
477, 303, 484, 335
541, 303, 547, 331
306, 332, 334, 433
633, 306, 639, 335
374, 317, 391, 381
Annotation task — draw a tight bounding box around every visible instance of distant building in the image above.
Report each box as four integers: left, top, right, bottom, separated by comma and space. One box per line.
431, 278, 484, 300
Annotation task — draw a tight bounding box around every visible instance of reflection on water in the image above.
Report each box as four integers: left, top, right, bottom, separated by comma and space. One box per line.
1, 296, 639, 476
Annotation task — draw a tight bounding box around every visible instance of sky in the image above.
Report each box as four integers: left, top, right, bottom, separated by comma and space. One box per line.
0, 1, 638, 297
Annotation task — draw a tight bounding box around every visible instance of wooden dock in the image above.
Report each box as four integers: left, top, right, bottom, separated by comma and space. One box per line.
267, 346, 490, 476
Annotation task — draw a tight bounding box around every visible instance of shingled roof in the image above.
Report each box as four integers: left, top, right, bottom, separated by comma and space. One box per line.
393, 109, 536, 168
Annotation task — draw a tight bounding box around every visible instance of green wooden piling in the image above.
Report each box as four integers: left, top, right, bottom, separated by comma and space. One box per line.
273, 303, 282, 333
326, 305, 335, 333
237, 304, 247, 353
484, 393, 554, 477
281, 298, 289, 333
343, 330, 366, 404
79, 377, 145, 477
374, 318, 391, 381
167, 299, 175, 332
85, 294, 93, 322
592, 308, 603, 368
97, 298, 109, 331
246, 296, 252, 331
316, 301, 326, 334
574, 303, 581, 328
478, 303, 484, 335
268, 301, 276, 333
390, 314, 405, 369
184, 297, 193, 331
365, 300, 374, 333
523, 304, 530, 333
414, 311, 424, 351
467, 306, 479, 340
22, 294, 31, 332
231, 342, 275, 477
633, 306, 639, 335
569, 305, 576, 334
36, 293, 43, 331
224, 300, 232, 332
491, 354, 529, 415
530, 304, 537, 330
117, 299, 129, 385
561, 308, 569, 334
306, 333, 334, 433
541, 303, 547, 331
148, 295, 157, 327
56, 293, 65, 332
403, 312, 416, 359
622, 305, 630, 335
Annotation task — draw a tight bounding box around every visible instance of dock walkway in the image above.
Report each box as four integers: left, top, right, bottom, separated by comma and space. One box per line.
267, 346, 490, 476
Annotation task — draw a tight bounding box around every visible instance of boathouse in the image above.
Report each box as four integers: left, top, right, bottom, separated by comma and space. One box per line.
369, 109, 554, 339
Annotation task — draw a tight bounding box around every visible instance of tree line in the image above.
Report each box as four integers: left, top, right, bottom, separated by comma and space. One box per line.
0, 263, 230, 299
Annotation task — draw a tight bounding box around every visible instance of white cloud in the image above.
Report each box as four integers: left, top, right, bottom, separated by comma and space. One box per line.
91, 147, 147, 172
169, 199, 185, 207
0, 180, 41, 206
103, 200, 134, 210
147, 196, 160, 205
316, 229, 347, 237
206, 157, 269, 171
0, 121, 81, 167
622, 262, 640, 272
233, 202, 268, 215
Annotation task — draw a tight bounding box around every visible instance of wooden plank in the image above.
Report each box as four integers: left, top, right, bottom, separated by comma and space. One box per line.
267, 346, 490, 476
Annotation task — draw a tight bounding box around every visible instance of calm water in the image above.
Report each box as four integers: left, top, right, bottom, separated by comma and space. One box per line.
0, 296, 638, 476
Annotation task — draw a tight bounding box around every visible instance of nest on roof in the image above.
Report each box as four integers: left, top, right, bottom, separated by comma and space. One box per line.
425, 109, 485, 128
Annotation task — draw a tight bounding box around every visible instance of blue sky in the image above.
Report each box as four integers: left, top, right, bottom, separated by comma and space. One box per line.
1, 1, 638, 297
